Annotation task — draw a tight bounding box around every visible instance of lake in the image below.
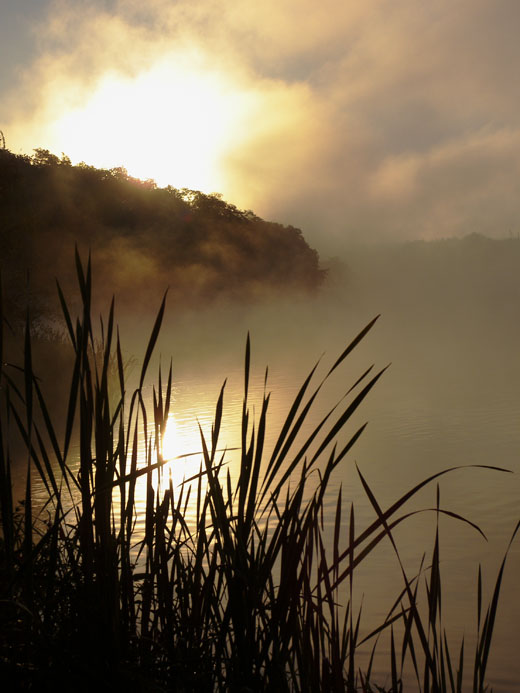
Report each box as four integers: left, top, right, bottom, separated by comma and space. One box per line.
11, 239, 520, 690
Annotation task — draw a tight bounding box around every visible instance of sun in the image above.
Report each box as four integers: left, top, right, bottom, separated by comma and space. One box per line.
49, 57, 251, 191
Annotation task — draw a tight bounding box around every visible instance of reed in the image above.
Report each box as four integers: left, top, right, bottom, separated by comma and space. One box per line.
0, 252, 517, 692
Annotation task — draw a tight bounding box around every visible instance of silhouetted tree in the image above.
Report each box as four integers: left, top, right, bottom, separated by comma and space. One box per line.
0, 147, 326, 324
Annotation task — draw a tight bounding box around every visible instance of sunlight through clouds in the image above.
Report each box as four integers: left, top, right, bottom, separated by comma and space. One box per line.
3, 0, 520, 244
49, 58, 253, 190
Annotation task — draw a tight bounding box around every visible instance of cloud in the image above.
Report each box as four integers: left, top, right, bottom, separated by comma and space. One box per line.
3, 0, 520, 246
367, 128, 520, 237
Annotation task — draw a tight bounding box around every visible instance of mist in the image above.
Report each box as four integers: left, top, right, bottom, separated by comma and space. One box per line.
2, 3, 520, 688
98, 233, 520, 405
3, 0, 520, 246
2, 163, 520, 691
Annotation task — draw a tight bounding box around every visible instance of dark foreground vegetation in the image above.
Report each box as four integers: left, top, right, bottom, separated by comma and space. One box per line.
0, 255, 518, 692
0, 147, 324, 328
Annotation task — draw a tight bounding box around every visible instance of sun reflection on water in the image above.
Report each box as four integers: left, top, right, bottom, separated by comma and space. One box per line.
158, 413, 207, 492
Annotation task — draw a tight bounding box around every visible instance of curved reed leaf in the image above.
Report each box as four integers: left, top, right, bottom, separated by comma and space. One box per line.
138, 290, 167, 390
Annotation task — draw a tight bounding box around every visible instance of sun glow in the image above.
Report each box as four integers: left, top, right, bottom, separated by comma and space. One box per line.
159, 413, 206, 491
49, 58, 251, 191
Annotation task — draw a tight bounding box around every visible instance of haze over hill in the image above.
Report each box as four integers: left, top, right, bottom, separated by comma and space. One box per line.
3, 2, 520, 248
0, 147, 325, 327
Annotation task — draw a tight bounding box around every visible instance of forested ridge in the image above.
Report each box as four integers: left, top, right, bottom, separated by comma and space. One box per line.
0, 147, 325, 324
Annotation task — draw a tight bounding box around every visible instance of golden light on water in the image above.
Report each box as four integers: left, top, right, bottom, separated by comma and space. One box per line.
159, 413, 207, 491
161, 414, 179, 463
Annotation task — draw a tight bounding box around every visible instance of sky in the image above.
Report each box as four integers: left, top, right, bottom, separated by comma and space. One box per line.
2, 0, 520, 249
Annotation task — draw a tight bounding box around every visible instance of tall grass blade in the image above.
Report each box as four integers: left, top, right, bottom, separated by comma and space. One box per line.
475, 519, 520, 691
326, 314, 380, 377
138, 290, 167, 389
56, 279, 77, 350
357, 464, 439, 689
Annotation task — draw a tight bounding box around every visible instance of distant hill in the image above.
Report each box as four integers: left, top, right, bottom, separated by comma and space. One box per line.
0, 148, 325, 327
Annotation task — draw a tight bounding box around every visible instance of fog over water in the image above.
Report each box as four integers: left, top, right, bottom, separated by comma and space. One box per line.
3, 2, 520, 686
147, 237, 520, 690
103, 237, 520, 688
10, 235, 520, 690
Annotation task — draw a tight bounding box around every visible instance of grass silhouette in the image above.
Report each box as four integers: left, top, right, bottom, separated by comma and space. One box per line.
0, 252, 517, 692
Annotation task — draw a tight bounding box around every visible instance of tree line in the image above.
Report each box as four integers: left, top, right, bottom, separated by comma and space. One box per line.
0, 147, 325, 328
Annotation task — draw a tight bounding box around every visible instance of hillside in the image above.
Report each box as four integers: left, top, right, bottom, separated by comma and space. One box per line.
0, 148, 325, 326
